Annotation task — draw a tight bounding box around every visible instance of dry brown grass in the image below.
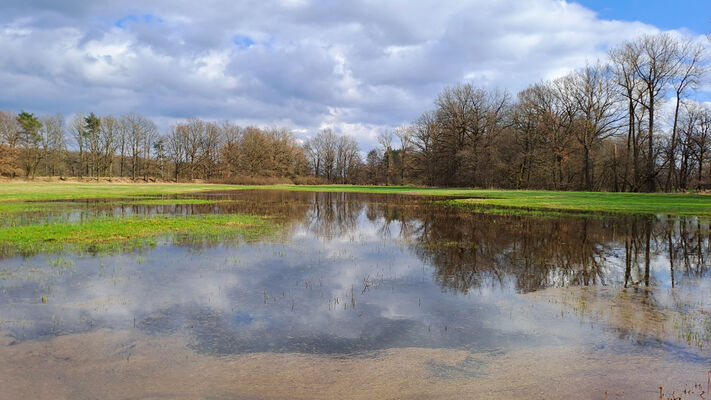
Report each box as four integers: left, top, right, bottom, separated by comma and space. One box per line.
0, 176, 186, 184
209, 175, 295, 185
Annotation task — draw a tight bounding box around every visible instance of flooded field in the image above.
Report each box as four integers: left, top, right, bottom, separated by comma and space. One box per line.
0, 190, 710, 399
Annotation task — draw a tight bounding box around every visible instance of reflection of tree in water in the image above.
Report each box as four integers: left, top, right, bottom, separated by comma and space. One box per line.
305, 192, 362, 239
664, 217, 710, 287
409, 213, 613, 293
300, 192, 424, 241
413, 210, 709, 293
259, 191, 710, 294
99, 191, 711, 293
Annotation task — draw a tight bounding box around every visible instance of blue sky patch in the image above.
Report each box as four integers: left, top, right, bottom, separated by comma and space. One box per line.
115, 14, 162, 28
233, 34, 256, 49
574, 0, 711, 34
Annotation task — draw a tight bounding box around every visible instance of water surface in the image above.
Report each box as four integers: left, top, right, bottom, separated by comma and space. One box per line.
1, 190, 710, 399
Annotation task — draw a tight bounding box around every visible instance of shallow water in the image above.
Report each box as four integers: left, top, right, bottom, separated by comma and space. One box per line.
1, 190, 710, 399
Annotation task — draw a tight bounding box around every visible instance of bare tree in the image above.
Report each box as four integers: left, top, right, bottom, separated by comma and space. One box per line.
686, 103, 711, 188
99, 115, 120, 179
199, 121, 221, 179
430, 83, 509, 187
167, 124, 187, 181
118, 116, 129, 177
410, 111, 438, 186
664, 39, 705, 191
219, 121, 243, 178
306, 129, 338, 182
629, 33, 681, 191
40, 113, 66, 177
556, 64, 622, 190
70, 114, 86, 179
305, 129, 360, 183
377, 130, 394, 185
610, 43, 645, 191
123, 113, 156, 180
142, 123, 159, 180
0, 111, 20, 148
394, 125, 413, 184
335, 134, 360, 183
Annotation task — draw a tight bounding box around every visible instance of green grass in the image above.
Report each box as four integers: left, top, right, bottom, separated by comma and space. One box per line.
439, 189, 711, 216
0, 214, 275, 256
0, 183, 240, 202
1, 183, 711, 216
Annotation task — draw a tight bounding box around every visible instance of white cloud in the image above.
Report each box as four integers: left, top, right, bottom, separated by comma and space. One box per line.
0, 0, 704, 149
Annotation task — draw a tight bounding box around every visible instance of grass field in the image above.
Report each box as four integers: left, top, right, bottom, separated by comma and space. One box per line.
1, 182, 711, 216
0, 183, 237, 202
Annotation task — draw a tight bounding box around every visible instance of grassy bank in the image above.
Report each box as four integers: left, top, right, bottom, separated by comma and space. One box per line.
1, 182, 711, 216
0, 183, 239, 203
0, 214, 275, 256
437, 189, 711, 216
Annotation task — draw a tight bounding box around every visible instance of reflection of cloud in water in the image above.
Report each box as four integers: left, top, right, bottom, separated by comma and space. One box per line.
0, 191, 709, 360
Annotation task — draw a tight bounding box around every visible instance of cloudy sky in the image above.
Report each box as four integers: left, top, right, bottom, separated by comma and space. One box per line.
0, 0, 709, 148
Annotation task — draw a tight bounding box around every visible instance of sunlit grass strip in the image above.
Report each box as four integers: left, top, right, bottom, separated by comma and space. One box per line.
445, 192, 711, 217
0, 183, 241, 202
0, 214, 275, 256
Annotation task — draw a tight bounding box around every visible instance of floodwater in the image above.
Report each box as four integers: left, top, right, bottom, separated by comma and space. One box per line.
0, 190, 710, 399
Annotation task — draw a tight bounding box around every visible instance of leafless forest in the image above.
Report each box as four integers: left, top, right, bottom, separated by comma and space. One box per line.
1, 33, 709, 191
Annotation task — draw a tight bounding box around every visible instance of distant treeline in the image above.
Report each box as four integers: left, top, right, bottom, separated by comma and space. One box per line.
1, 33, 709, 191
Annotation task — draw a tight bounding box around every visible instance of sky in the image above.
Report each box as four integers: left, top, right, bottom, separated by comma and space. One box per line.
0, 0, 709, 149
575, 0, 710, 34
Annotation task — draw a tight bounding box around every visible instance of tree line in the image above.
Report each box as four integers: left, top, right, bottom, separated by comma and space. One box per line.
0, 33, 709, 191
396, 33, 709, 191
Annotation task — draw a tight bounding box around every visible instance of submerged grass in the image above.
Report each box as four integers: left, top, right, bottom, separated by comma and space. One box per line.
0, 214, 275, 256
0, 201, 78, 214
2, 183, 711, 216
436, 199, 606, 219
532, 286, 711, 351
120, 198, 222, 206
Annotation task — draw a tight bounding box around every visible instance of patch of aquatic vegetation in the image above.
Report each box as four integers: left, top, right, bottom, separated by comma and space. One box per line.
117, 198, 224, 206
0, 214, 277, 257
0, 202, 83, 229
440, 199, 606, 219
531, 287, 711, 351
0, 201, 79, 214
673, 310, 711, 348
0, 198, 227, 227
48, 256, 74, 269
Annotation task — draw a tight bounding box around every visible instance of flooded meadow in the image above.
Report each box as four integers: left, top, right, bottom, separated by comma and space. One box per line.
0, 190, 710, 399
